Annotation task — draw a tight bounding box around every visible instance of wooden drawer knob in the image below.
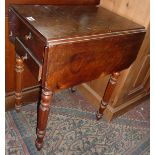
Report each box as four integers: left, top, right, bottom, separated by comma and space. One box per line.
25, 32, 32, 40
22, 53, 28, 60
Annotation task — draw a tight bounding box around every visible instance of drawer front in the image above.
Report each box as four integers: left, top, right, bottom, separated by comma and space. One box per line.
15, 37, 42, 81
9, 11, 45, 62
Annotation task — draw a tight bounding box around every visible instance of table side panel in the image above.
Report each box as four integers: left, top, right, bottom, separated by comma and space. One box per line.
45, 32, 145, 91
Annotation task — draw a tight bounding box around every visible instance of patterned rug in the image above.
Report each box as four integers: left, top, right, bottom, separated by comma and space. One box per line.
5, 89, 150, 155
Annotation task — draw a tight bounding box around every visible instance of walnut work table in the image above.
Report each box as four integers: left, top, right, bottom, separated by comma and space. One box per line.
9, 5, 145, 150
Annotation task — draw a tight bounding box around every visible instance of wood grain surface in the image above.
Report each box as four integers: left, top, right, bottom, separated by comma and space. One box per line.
6, 0, 100, 15
45, 31, 145, 91
10, 5, 144, 42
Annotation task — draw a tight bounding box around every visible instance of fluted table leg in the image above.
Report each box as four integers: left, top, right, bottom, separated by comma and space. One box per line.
96, 72, 120, 120
36, 89, 53, 150
15, 56, 24, 112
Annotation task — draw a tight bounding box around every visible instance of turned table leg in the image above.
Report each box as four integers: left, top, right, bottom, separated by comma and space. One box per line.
15, 56, 24, 112
96, 72, 120, 120
36, 89, 53, 150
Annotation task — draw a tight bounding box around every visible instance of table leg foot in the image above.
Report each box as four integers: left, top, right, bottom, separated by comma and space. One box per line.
70, 87, 76, 93
96, 100, 107, 120
15, 105, 22, 112
96, 111, 103, 120
15, 56, 24, 112
35, 139, 43, 151
36, 89, 53, 150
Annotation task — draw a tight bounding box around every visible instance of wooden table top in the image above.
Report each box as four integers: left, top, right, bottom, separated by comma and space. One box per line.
11, 5, 144, 42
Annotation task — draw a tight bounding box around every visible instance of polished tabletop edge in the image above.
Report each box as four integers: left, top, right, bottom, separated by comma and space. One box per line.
47, 29, 145, 46
10, 5, 145, 46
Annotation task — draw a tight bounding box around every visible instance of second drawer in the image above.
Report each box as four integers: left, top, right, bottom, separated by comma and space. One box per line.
15, 37, 42, 81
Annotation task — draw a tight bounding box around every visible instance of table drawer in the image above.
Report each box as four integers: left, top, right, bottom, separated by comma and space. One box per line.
9, 10, 45, 62
15, 37, 42, 81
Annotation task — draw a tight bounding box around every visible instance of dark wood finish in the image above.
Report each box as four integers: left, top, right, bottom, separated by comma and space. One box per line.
9, 10, 45, 62
11, 5, 144, 41
45, 32, 144, 91
96, 72, 120, 120
6, 0, 99, 94
9, 5, 145, 150
5, 16, 38, 93
15, 56, 24, 111
15, 37, 42, 80
9, 5, 145, 90
6, 0, 100, 15
36, 89, 53, 150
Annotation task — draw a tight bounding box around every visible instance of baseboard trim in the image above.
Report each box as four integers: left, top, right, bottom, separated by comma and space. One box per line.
104, 94, 149, 121
77, 83, 149, 121
107, 92, 148, 114
5, 85, 41, 111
